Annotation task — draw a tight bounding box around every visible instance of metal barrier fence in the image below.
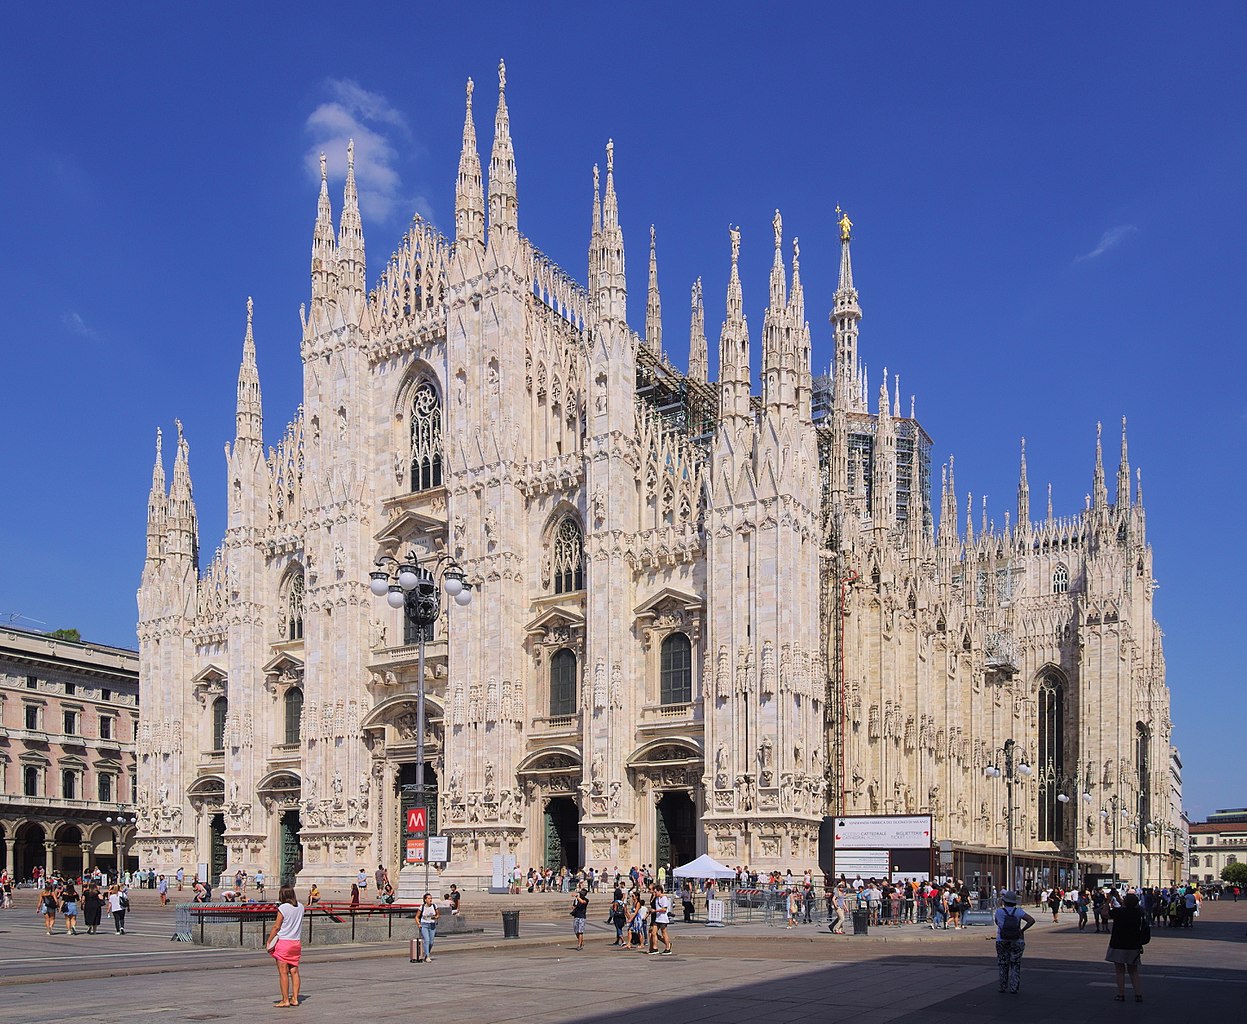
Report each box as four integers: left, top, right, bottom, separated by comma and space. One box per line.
173, 901, 423, 946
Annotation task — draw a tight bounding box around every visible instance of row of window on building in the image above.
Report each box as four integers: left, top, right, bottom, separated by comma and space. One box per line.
19, 762, 131, 803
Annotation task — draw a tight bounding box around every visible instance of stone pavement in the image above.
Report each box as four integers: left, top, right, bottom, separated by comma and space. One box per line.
0, 897, 1242, 1023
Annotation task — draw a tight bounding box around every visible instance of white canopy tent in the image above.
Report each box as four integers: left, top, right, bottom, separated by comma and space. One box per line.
672, 854, 736, 879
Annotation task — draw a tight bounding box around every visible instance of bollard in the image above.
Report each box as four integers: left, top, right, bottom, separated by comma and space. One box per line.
501, 909, 520, 939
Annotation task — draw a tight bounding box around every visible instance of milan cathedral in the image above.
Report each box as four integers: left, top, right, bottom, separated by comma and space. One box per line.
135, 63, 1178, 889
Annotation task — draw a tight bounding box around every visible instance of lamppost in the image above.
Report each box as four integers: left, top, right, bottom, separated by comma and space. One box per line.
1099, 795, 1129, 886
1056, 772, 1093, 889
1140, 820, 1158, 889
985, 739, 1032, 893
368, 550, 475, 895
105, 811, 136, 883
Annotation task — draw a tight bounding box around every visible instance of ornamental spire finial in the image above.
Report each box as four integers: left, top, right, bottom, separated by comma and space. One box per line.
837, 204, 852, 242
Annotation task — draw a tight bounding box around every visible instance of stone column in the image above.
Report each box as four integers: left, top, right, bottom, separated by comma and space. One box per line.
3, 839, 15, 877
44, 840, 55, 876
80, 842, 93, 876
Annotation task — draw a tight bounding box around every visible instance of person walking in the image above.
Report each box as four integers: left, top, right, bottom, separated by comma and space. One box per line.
650, 885, 673, 955
1106, 891, 1147, 1002
1047, 887, 1063, 923
609, 888, 628, 945
157, 874, 169, 906
40, 885, 58, 936
570, 886, 589, 950
627, 890, 648, 950
60, 883, 80, 935
1075, 888, 1089, 931
416, 892, 439, 961
175, 866, 184, 892
264, 884, 305, 1008
107, 884, 127, 934
993, 891, 1035, 994
83, 884, 104, 934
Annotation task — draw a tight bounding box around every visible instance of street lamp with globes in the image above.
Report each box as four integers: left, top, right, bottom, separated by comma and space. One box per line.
1056, 773, 1094, 889
985, 738, 1032, 893
368, 551, 475, 893
105, 811, 137, 883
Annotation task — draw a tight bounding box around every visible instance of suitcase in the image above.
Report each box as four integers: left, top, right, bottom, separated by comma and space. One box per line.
410, 936, 424, 962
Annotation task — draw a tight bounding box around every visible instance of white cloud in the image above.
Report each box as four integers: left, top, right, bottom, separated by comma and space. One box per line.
305, 79, 425, 224
61, 311, 100, 341
1076, 224, 1138, 262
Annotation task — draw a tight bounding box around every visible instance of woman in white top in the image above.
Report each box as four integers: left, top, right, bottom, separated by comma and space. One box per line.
264, 885, 306, 1007
107, 885, 127, 934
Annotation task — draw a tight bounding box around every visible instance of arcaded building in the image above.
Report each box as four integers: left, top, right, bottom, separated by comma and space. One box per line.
0, 627, 139, 879
135, 64, 1177, 891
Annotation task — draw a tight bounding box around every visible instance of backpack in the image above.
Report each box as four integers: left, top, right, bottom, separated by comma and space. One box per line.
999, 907, 1023, 941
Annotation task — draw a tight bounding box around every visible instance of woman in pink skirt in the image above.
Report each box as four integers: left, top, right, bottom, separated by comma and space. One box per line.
264, 885, 305, 1008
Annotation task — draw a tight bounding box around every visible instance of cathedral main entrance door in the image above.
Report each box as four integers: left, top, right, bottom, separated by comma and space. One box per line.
279, 810, 303, 884
209, 814, 227, 882
544, 797, 579, 870
656, 791, 697, 872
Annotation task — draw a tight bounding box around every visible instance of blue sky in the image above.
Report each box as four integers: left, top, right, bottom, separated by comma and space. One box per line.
1, 2, 1243, 820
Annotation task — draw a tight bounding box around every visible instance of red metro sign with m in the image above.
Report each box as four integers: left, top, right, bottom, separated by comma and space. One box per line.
406, 806, 428, 835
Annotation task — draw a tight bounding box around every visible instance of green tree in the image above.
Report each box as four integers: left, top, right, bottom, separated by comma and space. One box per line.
1220, 861, 1247, 886
49, 628, 81, 643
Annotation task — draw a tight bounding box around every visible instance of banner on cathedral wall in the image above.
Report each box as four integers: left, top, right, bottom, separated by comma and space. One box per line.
831, 815, 932, 850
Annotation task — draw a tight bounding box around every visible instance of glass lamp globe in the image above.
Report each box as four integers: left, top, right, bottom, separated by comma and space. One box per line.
397, 564, 420, 591
369, 572, 390, 597
443, 574, 464, 597
1017, 761, 1032, 776
1057, 793, 1070, 804
454, 588, 473, 606
386, 585, 406, 609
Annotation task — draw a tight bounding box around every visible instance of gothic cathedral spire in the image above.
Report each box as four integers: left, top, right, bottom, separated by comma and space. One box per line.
310, 152, 337, 321
594, 141, 627, 325
337, 139, 366, 316
145, 428, 167, 567
487, 59, 518, 245
688, 278, 707, 384
1017, 437, 1030, 535
832, 207, 861, 412
1116, 416, 1131, 508
455, 78, 485, 249
645, 225, 662, 356
235, 297, 263, 446
166, 420, 199, 568
718, 226, 750, 423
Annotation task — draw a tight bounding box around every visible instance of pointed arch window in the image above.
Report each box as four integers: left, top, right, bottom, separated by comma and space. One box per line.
1136, 722, 1151, 835
1052, 564, 1069, 594
1037, 674, 1064, 842
284, 686, 304, 746
549, 648, 578, 718
212, 696, 228, 752
552, 517, 584, 594
660, 632, 693, 705
410, 380, 443, 492
286, 571, 305, 641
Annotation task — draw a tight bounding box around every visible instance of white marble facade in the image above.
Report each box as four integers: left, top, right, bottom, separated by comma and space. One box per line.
134, 64, 1176, 888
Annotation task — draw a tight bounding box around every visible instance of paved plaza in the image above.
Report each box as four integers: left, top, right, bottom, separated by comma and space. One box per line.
1, 897, 1243, 1023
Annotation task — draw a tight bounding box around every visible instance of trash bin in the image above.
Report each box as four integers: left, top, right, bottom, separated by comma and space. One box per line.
851, 909, 870, 935
502, 910, 520, 939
